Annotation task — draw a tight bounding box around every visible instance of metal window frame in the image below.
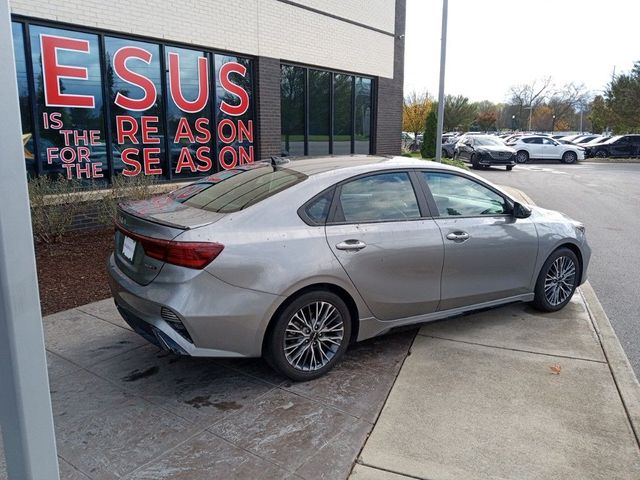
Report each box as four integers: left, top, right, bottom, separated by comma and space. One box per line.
11, 15, 258, 184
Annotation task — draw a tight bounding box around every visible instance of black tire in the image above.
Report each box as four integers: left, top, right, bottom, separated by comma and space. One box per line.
531, 248, 580, 312
595, 150, 607, 158
515, 150, 529, 164
506, 165, 513, 171
562, 151, 577, 164
470, 154, 479, 169
265, 291, 352, 381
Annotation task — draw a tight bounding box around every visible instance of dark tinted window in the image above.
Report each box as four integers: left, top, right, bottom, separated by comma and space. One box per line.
12, 22, 35, 177
304, 189, 334, 224
354, 77, 372, 154
523, 137, 543, 144
182, 165, 306, 212
281, 65, 305, 156
337, 172, 420, 223
333, 74, 353, 154
423, 172, 509, 216
628, 136, 640, 144
308, 69, 330, 155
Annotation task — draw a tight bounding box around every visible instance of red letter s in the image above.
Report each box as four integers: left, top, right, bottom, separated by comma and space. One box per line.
219, 62, 249, 117
113, 46, 157, 111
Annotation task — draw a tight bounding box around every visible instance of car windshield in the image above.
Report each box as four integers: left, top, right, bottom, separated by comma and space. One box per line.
474, 137, 503, 146
169, 163, 307, 213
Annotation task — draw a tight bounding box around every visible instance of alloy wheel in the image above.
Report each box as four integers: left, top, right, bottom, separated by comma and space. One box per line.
544, 256, 576, 306
283, 301, 344, 371
516, 151, 528, 163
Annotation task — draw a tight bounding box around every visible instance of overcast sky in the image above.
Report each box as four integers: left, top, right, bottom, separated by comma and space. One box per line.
403, 0, 639, 103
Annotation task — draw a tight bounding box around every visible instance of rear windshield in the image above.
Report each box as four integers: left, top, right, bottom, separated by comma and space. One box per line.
169, 164, 307, 213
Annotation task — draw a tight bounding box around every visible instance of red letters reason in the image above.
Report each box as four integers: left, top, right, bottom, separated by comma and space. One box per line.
113, 46, 157, 111
40, 34, 95, 108
168, 52, 209, 113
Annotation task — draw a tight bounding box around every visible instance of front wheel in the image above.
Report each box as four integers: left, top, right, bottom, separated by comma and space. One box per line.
470, 154, 479, 169
531, 248, 580, 312
506, 165, 513, 171
595, 150, 607, 158
265, 291, 351, 381
562, 151, 577, 164
515, 150, 529, 164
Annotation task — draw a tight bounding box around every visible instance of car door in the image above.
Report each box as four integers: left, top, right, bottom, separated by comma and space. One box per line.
541, 137, 561, 159
325, 171, 444, 321
610, 137, 633, 157
420, 171, 539, 310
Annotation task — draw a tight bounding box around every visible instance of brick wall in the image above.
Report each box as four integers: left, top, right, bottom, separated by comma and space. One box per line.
255, 57, 283, 159
11, 0, 394, 79
374, 0, 405, 155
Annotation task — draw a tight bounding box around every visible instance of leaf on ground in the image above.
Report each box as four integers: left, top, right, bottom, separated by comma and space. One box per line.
549, 363, 562, 375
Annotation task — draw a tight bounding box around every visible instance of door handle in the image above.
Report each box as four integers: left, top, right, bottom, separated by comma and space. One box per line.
446, 231, 469, 242
336, 240, 367, 251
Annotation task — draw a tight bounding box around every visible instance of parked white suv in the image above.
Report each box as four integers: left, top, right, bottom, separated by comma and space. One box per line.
507, 135, 585, 164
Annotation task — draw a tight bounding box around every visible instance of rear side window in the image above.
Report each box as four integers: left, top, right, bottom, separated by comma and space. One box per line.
335, 172, 420, 223
303, 189, 334, 224
174, 165, 307, 213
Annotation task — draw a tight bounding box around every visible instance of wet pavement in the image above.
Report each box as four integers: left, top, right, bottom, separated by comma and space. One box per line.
0, 298, 416, 480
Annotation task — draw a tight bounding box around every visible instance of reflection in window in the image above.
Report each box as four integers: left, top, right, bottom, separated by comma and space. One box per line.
12, 22, 36, 177
423, 172, 508, 216
333, 74, 353, 155
308, 69, 330, 155
166, 46, 212, 179
354, 77, 372, 154
105, 37, 164, 178
30, 25, 107, 182
281, 65, 305, 156
339, 172, 420, 223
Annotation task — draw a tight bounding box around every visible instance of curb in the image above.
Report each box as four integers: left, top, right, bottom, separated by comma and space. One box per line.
506, 185, 640, 447
580, 282, 640, 446
581, 159, 640, 164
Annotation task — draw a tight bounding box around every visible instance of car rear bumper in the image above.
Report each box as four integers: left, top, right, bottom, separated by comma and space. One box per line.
107, 253, 282, 358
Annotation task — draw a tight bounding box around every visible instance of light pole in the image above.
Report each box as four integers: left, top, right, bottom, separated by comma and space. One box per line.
551, 114, 556, 132
524, 106, 534, 131
511, 114, 516, 131
435, 0, 448, 162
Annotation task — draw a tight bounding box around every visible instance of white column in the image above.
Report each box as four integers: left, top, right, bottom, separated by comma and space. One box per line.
435, 0, 448, 162
0, 0, 60, 478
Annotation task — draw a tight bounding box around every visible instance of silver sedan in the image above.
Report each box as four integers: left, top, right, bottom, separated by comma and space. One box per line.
108, 156, 590, 380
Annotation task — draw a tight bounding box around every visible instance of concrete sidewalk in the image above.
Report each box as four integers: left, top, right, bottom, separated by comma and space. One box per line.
351, 187, 640, 480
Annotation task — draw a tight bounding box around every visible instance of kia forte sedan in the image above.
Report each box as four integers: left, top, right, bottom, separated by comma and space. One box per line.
108, 156, 590, 381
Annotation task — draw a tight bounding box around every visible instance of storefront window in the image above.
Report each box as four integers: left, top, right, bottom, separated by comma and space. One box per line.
308, 69, 330, 155
166, 46, 213, 178
30, 25, 107, 182
215, 54, 255, 170
355, 77, 372, 154
105, 37, 165, 178
333, 74, 353, 155
280, 65, 305, 156
12, 22, 36, 177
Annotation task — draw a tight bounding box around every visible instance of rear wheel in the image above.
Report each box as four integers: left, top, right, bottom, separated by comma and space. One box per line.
562, 151, 577, 164
516, 150, 529, 164
531, 248, 580, 312
265, 291, 351, 381
506, 165, 513, 171
595, 150, 607, 158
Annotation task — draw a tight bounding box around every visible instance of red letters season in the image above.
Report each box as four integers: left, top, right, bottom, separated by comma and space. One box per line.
39, 33, 253, 179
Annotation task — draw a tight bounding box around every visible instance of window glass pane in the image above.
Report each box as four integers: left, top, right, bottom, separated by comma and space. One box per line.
215, 54, 255, 170
423, 172, 508, 216
354, 77, 372, 154
182, 165, 307, 213
339, 172, 419, 223
308, 69, 330, 155
166, 46, 213, 179
105, 37, 165, 178
30, 26, 107, 183
305, 188, 333, 224
333, 74, 353, 154
281, 65, 305, 156
12, 22, 36, 178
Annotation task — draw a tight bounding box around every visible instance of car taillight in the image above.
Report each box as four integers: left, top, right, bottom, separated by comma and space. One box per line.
116, 223, 224, 269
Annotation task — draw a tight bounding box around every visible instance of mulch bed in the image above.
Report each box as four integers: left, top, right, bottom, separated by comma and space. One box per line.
36, 229, 114, 316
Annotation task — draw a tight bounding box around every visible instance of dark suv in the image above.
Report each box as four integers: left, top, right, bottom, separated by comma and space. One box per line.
586, 135, 640, 158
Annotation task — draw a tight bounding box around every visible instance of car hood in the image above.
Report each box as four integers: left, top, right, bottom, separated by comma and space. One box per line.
528, 205, 578, 224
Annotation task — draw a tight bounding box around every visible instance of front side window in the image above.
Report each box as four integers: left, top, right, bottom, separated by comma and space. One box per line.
337, 172, 420, 223
423, 172, 509, 217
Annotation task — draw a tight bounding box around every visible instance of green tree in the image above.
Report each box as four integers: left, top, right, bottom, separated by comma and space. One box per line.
444, 95, 477, 131
605, 61, 640, 133
421, 108, 438, 158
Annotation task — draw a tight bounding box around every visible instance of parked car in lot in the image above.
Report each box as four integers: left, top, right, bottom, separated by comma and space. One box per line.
108, 156, 591, 380
507, 135, 585, 163
585, 134, 640, 158
454, 135, 516, 170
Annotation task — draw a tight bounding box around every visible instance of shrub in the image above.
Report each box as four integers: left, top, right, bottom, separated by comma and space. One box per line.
28, 175, 86, 244
96, 174, 159, 226
421, 108, 438, 158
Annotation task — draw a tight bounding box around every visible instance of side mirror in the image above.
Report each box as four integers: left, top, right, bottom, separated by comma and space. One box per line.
513, 202, 532, 219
